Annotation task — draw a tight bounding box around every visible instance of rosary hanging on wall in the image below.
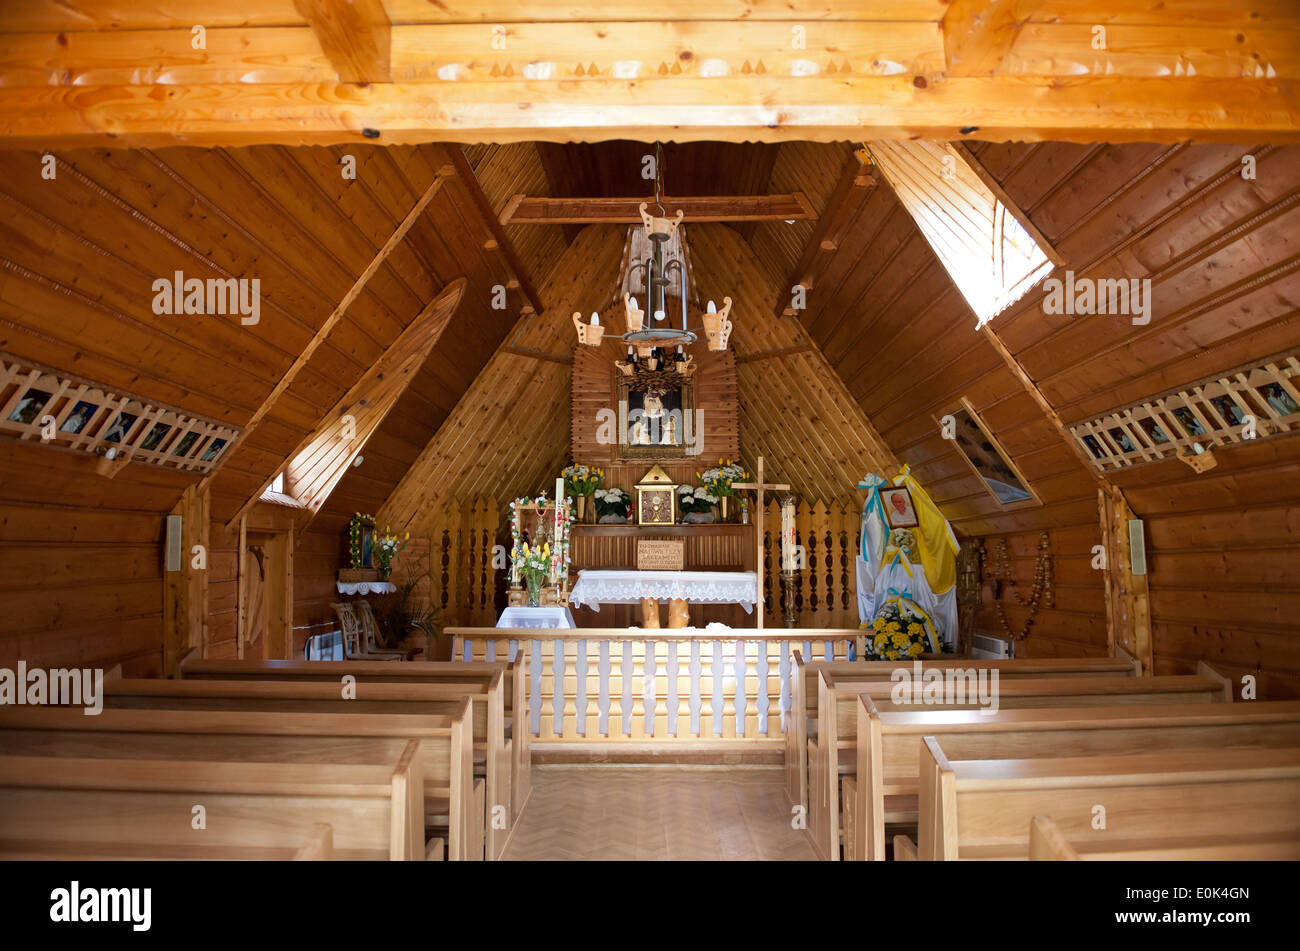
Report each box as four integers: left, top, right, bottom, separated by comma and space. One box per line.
981, 531, 1055, 641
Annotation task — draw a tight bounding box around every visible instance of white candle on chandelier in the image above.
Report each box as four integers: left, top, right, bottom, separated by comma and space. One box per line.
706, 300, 717, 314
590, 312, 600, 326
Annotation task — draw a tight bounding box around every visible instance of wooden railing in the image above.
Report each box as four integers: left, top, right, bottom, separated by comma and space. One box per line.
416, 496, 867, 629
449, 627, 864, 744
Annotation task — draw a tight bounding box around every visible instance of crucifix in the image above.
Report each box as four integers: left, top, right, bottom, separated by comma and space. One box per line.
733, 455, 789, 630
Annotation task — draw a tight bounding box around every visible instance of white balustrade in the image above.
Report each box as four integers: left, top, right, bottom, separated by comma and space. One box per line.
453, 630, 857, 743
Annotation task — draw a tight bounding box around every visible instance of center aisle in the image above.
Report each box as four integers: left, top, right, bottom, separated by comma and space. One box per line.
503, 767, 817, 861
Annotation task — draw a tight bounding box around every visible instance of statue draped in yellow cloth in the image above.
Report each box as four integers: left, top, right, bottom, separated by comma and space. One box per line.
857, 465, 960, 650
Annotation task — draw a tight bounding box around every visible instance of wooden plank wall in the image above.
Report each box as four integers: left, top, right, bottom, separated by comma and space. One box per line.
0, 440, 186, 675
783, 139, 1300, 692
0, 140, 526, 666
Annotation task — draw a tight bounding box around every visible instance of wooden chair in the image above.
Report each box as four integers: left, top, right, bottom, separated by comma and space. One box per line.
356, 599, 421, 661
333, 601, 404, 661
855, 698, 1300, 860
917, 739, 1300, 860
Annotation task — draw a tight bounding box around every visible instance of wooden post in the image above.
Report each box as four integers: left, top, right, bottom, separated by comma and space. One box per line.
734, 456, 790, 631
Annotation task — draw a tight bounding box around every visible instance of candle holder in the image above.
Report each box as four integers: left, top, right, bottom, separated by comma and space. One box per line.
780, 569, 799, 628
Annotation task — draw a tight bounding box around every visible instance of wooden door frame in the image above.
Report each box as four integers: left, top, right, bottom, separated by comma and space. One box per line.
237, 503, 296, 660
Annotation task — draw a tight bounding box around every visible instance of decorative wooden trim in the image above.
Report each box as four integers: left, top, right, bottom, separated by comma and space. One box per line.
1069, 351, 1300, 472
0, 352, 241, 475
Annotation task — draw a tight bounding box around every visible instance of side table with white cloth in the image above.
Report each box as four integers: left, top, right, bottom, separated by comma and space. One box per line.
496, 605, 577, 629
567, 569, 759, 628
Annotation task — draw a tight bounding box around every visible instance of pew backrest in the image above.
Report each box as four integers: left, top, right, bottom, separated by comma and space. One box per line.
0, 703, 474, 859
0, 743, 427, 860
857, 698, 1300, 860
918, 739, 1300, 860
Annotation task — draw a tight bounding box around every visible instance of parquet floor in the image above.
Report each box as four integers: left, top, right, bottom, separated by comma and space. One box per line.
502, 766, 817, 861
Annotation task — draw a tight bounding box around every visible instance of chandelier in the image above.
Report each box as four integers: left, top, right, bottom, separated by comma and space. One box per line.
573, 146, 732, 389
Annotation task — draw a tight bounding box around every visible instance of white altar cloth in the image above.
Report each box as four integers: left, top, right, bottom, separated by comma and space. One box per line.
496, 606, 577, 629
336, 580, 397, 596
568, 569, 759, 614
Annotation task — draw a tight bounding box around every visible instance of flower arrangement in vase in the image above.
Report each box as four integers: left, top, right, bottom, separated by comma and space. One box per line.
675, 484, 718, 523
593, 487, 632, 523
697, 458, 749, 522
513, 542, 551, 606
372, 526, 408, 581
561, 464, 603, 523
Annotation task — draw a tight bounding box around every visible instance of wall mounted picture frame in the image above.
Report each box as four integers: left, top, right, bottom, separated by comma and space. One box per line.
0, 352, 241, 475
942, 397, 1040, 507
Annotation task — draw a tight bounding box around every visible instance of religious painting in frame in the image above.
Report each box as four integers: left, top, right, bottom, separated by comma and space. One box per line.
616, 373, 696, 460
942, 397, 1040, 508
879, 485, 919, 528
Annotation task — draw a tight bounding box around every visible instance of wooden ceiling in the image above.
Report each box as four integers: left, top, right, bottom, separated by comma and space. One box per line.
0, 2, 1296, 147
0, 142, 528, 530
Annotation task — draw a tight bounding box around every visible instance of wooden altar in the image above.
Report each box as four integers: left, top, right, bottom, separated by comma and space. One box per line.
569, 523, 756, 627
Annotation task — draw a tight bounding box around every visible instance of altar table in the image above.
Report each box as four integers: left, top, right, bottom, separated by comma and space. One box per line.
568, 569, 759, 629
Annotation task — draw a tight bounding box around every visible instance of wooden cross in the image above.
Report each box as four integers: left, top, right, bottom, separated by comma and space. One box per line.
733, 455, 789, 630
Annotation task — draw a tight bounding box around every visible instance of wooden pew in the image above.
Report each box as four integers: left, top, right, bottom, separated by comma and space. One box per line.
918, 740, 1300, 860
812, 668, 1231, 860
0, 703, 474, 860
100, 676, 504, 859
1028, 816, 1079, 860
856, 698, 1300, 860
178, 656, 530, 836
0, 742, 428, 861
785, 652, 1140, 813
1026, 813, 1300, 861
0, 822, 336, 861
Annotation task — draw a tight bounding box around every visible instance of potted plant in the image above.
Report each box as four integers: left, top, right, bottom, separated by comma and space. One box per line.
676, 484, 718, 523
593, 486, 632, 523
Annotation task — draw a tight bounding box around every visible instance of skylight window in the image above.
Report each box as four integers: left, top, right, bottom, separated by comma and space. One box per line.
865, 140, 1054, 329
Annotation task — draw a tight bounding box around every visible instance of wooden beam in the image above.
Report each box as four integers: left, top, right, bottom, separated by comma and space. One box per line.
782, 151, 871, 315
0, 76, 1296, 149
501, 194, 818, 225
205, 164, 453, 505
448, 147, 546, 317
293, 0, 391, 84
942, 0, 1039, 77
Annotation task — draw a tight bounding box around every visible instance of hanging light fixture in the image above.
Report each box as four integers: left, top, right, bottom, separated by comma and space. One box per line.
573, 143, 733, 390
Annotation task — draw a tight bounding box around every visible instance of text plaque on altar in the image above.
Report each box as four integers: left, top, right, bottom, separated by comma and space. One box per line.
636, 539, 685, 571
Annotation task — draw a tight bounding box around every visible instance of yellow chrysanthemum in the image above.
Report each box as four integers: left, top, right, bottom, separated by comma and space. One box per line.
907, 642, 924, 658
